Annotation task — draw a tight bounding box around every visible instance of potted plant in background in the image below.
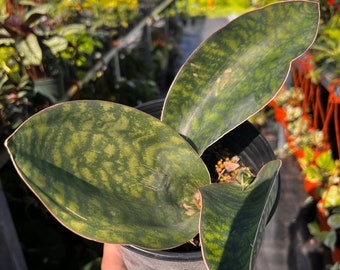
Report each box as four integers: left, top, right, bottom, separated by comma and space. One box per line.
0, 3, 69, 102
0, 46, 34, 141
307, 155, 340, 268
0, 2, 103, 143
0, 2, 102, 103
270, 34, 340, 268
4, 1, 319, 270
298, 147, 332, 200
309, 11, 340, 84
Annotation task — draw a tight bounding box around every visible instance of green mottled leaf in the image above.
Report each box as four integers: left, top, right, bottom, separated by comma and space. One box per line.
199, 160, 281, 270
5, 101, 210, 249
162, 1, 319, 155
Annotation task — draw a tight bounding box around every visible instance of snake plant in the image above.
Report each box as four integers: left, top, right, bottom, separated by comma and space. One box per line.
4, 1, 319, 269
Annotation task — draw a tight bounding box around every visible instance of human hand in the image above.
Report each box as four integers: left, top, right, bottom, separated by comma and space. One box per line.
101, 243, 127, 270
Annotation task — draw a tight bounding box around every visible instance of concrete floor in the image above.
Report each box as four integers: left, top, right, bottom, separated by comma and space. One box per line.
254, 154, 307, 270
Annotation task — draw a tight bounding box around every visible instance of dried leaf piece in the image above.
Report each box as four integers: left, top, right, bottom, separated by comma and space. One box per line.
223, 160, 240, 172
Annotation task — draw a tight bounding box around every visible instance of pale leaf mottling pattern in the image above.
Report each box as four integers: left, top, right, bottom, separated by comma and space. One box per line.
6, 101, 210, 248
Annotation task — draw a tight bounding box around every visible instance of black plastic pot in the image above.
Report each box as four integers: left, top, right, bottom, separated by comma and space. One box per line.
121, 245, 206, 270
124, 99, 280, 269
288, 201, 333, 270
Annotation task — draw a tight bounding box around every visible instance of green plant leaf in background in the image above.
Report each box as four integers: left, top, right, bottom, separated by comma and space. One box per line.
324, 229, 337, 250
5, 101, 210, 249
304, 165, 323, 182
308, 214, 340, 251
304, 146, 315, 163
328, 214, 340, 230
57, 23, 86, 36
199, 160, 281, 270
16, 33, 42, 66
161, 1, 319, 155
43, 36, 68, 55
324, 186, 340, 208
23, 3, 54, 27
0, 28, 14, 45
316, 150, 336, 173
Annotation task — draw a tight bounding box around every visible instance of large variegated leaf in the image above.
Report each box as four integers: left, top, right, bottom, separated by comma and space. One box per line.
199, 160, 281, 270
161, 1, 319, 155
5, 101, 210, 249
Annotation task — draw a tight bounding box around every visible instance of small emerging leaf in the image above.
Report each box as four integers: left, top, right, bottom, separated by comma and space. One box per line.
200, 160, 281, 270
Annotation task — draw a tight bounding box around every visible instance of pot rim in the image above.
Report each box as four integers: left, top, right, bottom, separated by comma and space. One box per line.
122, 245, 203, 262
